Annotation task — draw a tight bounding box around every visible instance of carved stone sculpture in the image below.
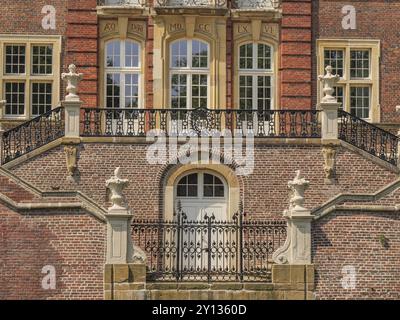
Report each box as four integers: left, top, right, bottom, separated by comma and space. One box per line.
106, 167, 129, 209
322, 146, 337, 181
287, 170, 310, 211
318, 65, 340, 103
273, 170, 313, 265
61, 64, 83, 102
64, 146, 77, 176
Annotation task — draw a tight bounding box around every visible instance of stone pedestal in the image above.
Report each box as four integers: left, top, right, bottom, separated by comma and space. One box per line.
319, 101, 340, 143
273, 171, 314, 265
62, 100, 82, 139
105, 208, 134, 264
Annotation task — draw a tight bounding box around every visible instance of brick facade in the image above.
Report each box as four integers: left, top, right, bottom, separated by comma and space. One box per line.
0, 204, 105, 300
313, 211, 400, 299
313, 0, 400, 127
1, 0, 400, 300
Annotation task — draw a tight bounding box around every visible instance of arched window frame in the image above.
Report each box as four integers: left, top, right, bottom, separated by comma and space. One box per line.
104, 39, 142, 109
237, 42, 275, 111
169, 38, 210, 110
175, 171, 227, 200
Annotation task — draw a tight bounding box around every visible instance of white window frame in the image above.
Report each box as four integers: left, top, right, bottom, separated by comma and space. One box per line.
0, 35, 61, 120
238, 42, 275, 111
169, 39, 210, 110
104, 39, 142, 109
317, 39, 380, 122
175, 172, 227, 200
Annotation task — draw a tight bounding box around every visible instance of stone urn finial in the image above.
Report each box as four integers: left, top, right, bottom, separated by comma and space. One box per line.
61, 64, 83, 102
288, 170, 310, 211
318, 65, 340, 103
106, 167, 129, 210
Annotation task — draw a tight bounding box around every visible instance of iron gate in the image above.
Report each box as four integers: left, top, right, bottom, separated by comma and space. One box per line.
132, 211, 287, 282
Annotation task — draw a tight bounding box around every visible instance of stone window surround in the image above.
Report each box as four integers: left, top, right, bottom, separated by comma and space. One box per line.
317, 39, 380, 123
237, 41, 275, 111
99, 34, 146, 109
0, 35, 61, 121
104, 39, 143, 109
169, 38, 210, 109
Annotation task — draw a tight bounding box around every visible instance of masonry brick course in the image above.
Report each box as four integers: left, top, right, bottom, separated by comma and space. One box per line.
313, 211, 400, 299
0, 204, 106, 300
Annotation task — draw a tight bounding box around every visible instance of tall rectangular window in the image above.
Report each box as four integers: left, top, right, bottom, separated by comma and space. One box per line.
0, 36, 61, 119
318, 40, 379, 121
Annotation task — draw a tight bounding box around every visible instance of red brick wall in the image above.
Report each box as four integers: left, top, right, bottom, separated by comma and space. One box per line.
66, 0, 98, 107
9, 143, 397, 220
314, 0, 400, 124
0, 0, 67, 35
0, 204, 106, 300
281, 0, 312, 110
313, 211, 400, 299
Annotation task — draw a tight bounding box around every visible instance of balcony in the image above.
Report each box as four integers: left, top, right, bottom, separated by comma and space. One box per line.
232, 0, 281, 19
154, 0, 228, 15
155, 0, 227, 8
233, 0, 280, 10
97, 0, 145, 6
97, 0, 147, 16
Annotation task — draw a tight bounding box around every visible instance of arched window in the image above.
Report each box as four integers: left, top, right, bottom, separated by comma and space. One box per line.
105, 39, 141, 109
238, 42, 274, 111
176, 172, 225, 198
170, 39, 209, 109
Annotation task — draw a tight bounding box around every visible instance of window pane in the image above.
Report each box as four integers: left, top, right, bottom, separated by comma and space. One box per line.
5, 82, 25, 115
125, 41, 139, 68
192, 74, 207, 109
106, 40, 120, 67
187, 173, 198, 184
106, 73, 121, 108
257, 76, 272, 112
350, 86, 370, 119
214, 186, 224, 197
333, 86, 345, 110
171, 40, 187, 68
350, 50, 370, 79
5, 45, 25, 74
32, 45, 53, 75
257, 44, 271, 70
239, 43, 253, 69
324, 49, 344, 77
125, 74, 139, 108
31, 82, 52, 116
239, 76, 253, 110
204, 173, 213, 184
192, 40, 208, 68
203, 185, 213, 197
171, 74, 187, 109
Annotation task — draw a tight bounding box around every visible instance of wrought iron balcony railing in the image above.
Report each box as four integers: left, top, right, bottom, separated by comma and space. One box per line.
132, 211, 287, 282
155, 0, 227, 8
339, 110, 399, 166
233, 0, 280, 10
1, 107, 65, 165
80, 107, 321, 138
97, 0, 146, 6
